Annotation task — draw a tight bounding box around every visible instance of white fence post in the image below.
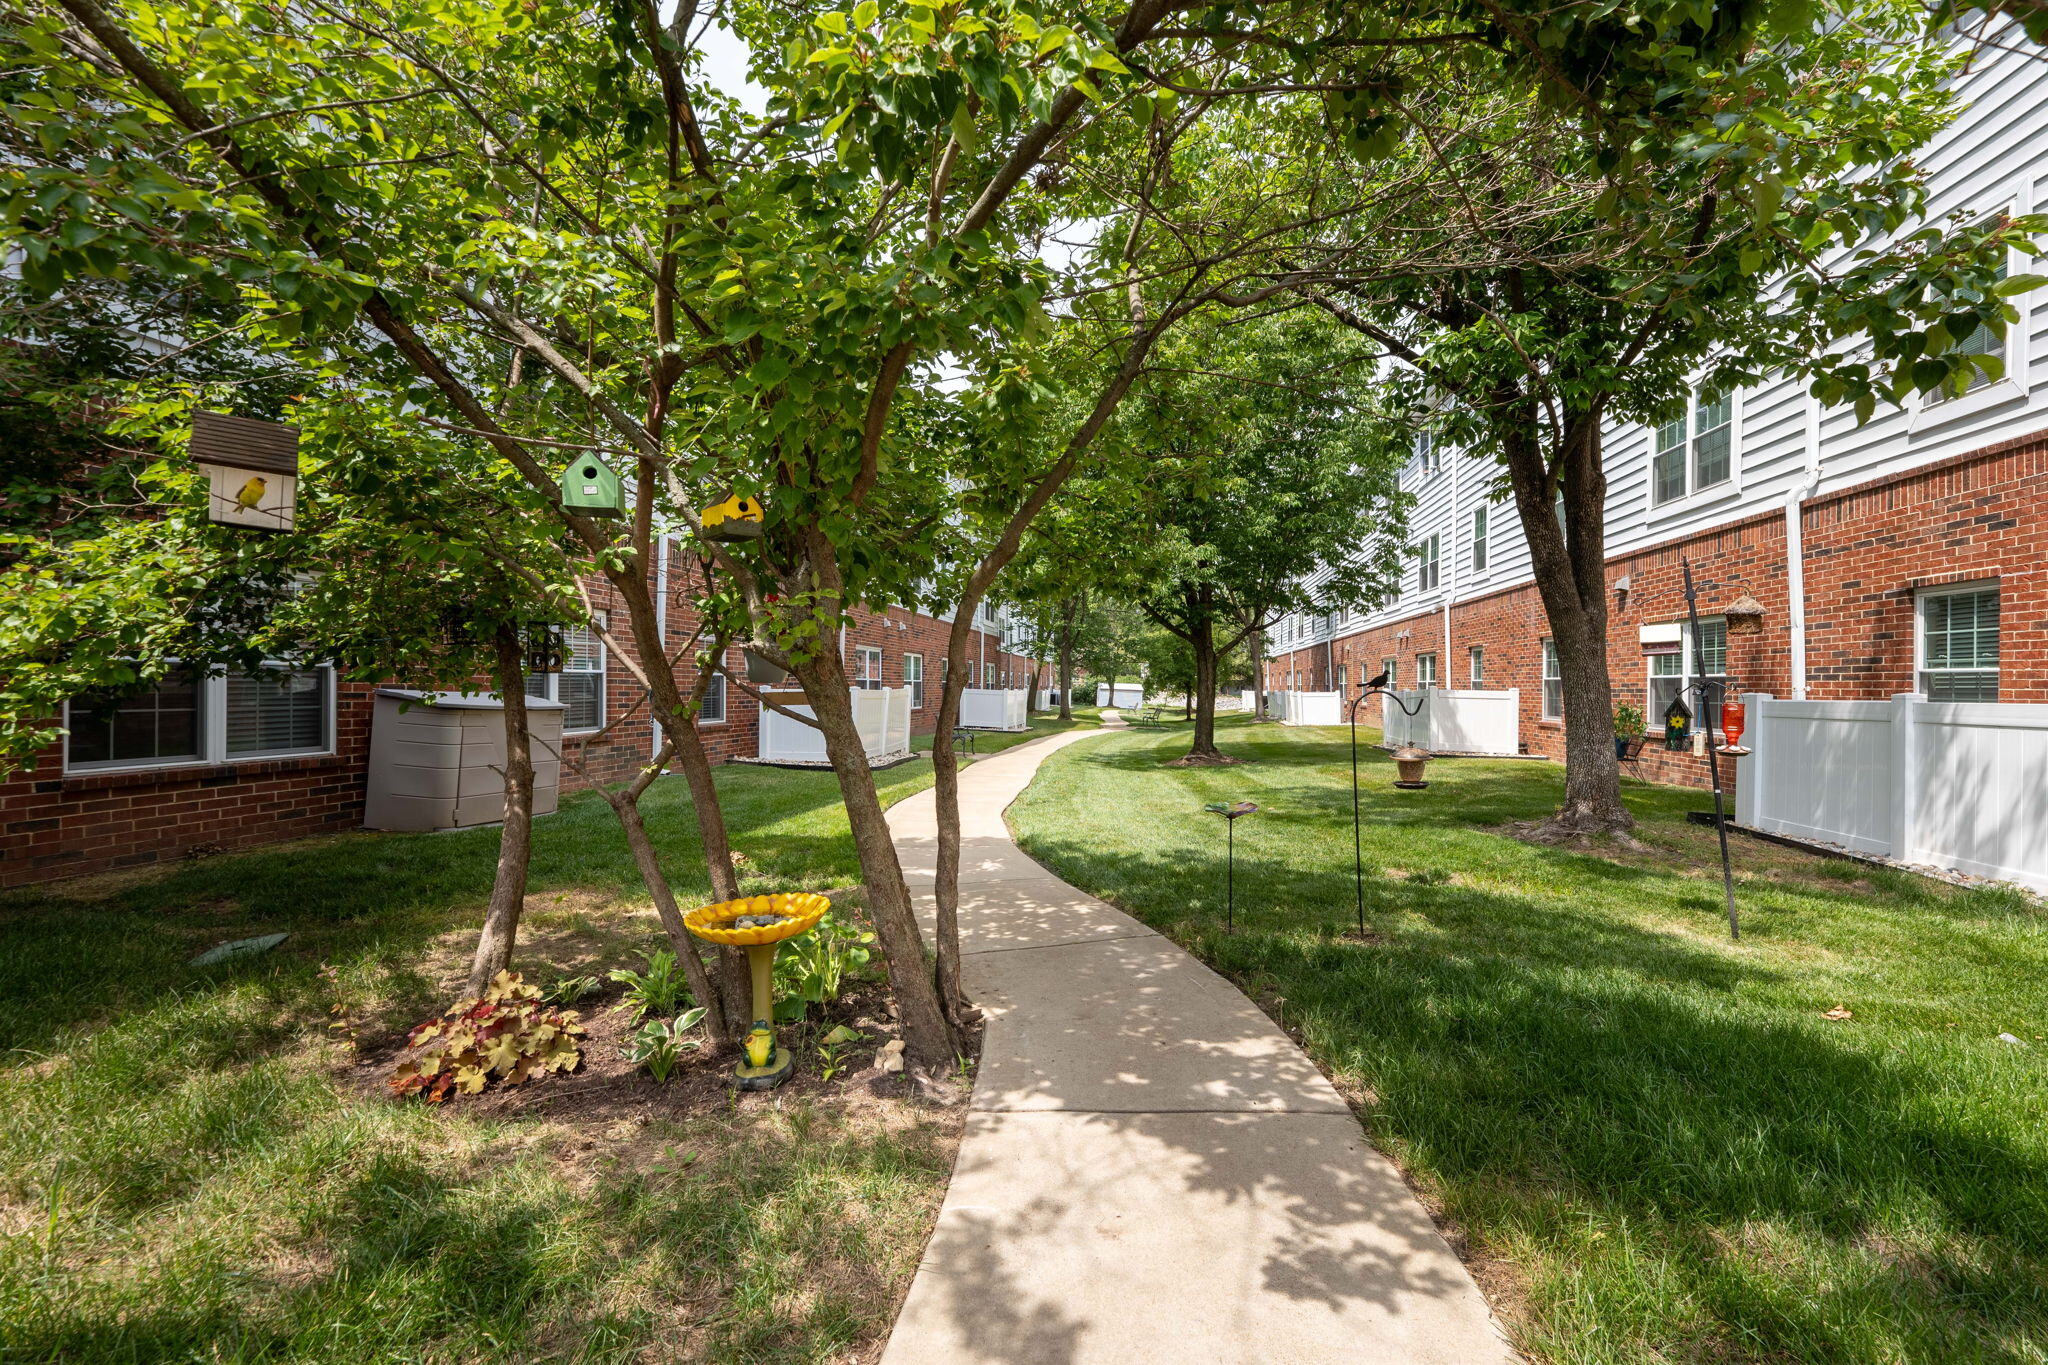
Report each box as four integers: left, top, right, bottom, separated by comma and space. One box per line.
1889, 693, 1922, 863
1735, 692, 1770, 828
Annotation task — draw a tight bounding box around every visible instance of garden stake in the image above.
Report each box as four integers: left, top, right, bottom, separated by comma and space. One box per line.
1682, 557, 1741, 941
1204, 802, 1257, 931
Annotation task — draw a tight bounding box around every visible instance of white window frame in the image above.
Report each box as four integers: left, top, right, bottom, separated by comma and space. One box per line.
1417, 533, 1440, 592
1468, 645, 1484, 686
1649, 386, 1741, 511
1645, 618, 1728, 737
699, 666, 728, 725
1470, 506, 1489, 575
1412, 428, 1440, 477
1541, 639, 1563, 720
904, 652, 925, 709
1912, 192, 2028, 428
855, 644, 884, 690
63, 661, 337, 775
1382, 657, 1398, 689
530, 614, 607, 734
1416, 653, 1437, 690
1915, 581, 2000, 701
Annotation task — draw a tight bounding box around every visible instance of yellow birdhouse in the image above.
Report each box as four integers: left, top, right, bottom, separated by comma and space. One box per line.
192, 411, 300, 532
700, 493, 765, 541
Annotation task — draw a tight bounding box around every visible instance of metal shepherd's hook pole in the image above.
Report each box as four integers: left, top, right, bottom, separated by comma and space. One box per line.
1350, 688, 1366, 939
1681, 556, 1741, 941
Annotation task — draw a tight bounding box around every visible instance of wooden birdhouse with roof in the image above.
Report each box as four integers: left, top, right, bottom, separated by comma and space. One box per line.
192, 411, 300, 532
559, 456, 624, 517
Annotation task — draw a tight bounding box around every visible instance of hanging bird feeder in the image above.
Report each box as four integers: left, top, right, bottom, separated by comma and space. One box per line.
192, 411, 300, 532
1717, 698, 1750, 756
559, 457, 624, 517
1662, 694, 1694, 752
1390, 745, 1432, 789
683, 892, 830, 1091
700, 492, 764, 541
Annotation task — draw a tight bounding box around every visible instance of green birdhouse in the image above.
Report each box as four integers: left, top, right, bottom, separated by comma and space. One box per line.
560, 457, 623, 517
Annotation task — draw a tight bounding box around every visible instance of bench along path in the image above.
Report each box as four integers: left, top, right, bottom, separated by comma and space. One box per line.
879, 714, 1515, 1365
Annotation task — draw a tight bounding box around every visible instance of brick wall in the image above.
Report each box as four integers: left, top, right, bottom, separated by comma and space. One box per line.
1, 580, 1026, 887
1264, 428, 2048, 791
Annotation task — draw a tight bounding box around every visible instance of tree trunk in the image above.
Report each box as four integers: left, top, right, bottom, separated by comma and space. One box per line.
1251, 622, 1267, 721
467, 627, 536, 997
929, 634, 971, 1027
606, 786, 735, 1051
1057, 599, 1077, 721
1506, 410, 1632, 835
798, 651, 959, 1068
1185, 609, 1225, 760
660, 713, 753, 1031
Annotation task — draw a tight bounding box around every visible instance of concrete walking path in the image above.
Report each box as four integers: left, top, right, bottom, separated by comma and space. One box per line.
878, 715, 1515, 1365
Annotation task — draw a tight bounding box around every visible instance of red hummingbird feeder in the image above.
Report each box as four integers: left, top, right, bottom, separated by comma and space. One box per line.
1717, 698, 1749, 756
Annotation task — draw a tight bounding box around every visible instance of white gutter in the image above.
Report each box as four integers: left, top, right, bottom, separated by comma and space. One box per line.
1786, 395, 1825, 699
653, 533, 669, 762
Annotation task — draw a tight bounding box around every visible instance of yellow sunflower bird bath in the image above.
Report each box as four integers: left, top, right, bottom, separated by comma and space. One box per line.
684, 892, 830, 1090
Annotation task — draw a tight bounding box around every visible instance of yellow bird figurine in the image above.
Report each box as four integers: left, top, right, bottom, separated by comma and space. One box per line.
234, 476, 268, 511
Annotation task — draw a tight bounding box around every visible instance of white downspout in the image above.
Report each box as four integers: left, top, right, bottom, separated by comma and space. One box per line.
652, 533, 669, 762
1442, 455, 1457, 690
1786, 395, 1824, 699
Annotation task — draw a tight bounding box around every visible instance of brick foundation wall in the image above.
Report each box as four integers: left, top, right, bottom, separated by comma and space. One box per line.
1264, 429, 2048, 792
1, 580, 1027, 888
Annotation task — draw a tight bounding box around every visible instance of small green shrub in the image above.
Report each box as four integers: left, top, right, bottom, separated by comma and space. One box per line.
609, 949, 687, 1021
622, 1007, 707, 1082
389, 971, 585, 1102
543, 972, 602, 1005
774, 911, 875, 1021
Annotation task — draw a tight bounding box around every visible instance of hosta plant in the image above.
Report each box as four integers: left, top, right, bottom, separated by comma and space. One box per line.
609, 948, 687, 1022
388, 970, 585, 1103
622, 1007, 707, 1083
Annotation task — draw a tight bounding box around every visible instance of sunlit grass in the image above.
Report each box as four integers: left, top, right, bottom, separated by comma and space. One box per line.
1010, 714, 2048, 1364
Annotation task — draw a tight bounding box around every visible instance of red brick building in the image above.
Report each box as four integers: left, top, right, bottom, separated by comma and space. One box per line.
0, 551, 1031, 888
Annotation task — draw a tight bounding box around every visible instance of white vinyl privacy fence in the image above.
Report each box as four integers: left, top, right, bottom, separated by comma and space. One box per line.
1267, 690, 1343, 726
757, 687, 913, 765
1735, 692, 2048, 893
1379, 689, 1521, 756
959, 687, 1029, 731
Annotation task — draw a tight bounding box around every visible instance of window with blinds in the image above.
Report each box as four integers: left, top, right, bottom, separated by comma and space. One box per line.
1920, 586, 1999, 700
226, 667, 329, 756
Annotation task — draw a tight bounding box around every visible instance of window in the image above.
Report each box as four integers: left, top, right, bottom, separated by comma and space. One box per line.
66, 667, 203, 769
855, 645, 884, 690
1416, 653, 1437, 689
1541, 639, 1563, 719
1647, 620, 1727, 736
1652, 388, 1734, 505
1336, 664, 1347, 696
1937, 264, 2008, 399
65, 663, 334, 772
904, 652, 925, 709
1417, 534, 1440, 592
1471, 506, 1489, 573
1468, 645, 1484, 686
1919, 585, 1999, 700
1413, 429, 1439, 475
700, 669, 727, 724
558, 621, 606, 731
225, 666, 328, 756
1382, 657, 1398, 689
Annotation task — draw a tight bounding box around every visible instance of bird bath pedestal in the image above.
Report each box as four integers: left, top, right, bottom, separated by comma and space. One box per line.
684, 892, 830, 1091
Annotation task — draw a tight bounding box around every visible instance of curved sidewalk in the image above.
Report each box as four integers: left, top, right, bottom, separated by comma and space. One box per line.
880, 717, 1515, 1365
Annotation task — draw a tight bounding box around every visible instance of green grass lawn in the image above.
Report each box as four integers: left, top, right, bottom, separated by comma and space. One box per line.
0, 721, 1078, 1365
1010, 714, 2048, 1365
